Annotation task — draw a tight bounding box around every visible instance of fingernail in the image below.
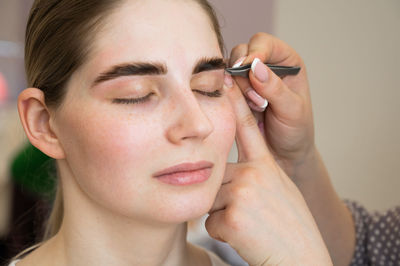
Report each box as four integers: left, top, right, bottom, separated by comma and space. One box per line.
232, 56, 246, 68
246, 88, 268, 109
251, 58, 268, 82
246, 98, 266, 113
224, 74, 233, 88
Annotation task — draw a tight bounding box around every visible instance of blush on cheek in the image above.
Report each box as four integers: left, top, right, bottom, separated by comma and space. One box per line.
59, 104, 160, 176
85, 115, 161, 164
210, 101, 236, 143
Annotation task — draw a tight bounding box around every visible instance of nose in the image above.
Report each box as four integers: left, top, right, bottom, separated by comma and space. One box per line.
165, 91, 214, 144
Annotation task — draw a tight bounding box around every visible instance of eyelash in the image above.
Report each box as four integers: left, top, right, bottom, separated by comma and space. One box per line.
112, 93, 154, 104
113, 89, 222, 104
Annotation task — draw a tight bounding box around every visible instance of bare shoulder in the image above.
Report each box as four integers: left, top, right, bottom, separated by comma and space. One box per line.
12, 238, 61, 266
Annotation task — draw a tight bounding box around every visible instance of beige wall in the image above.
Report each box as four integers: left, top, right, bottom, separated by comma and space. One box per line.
209, 0, 274, 53
275, 0, 400, 210
217, 0, 399, 211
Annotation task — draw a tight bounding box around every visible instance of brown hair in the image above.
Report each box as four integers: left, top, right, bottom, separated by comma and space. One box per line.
25, 0, 225, 242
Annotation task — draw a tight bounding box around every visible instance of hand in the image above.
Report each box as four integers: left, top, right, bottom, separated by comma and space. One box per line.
205, 76, 332, 266
229, 33, 315, 177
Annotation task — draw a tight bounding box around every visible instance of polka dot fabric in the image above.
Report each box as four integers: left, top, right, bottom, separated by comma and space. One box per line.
345, 200, 400, 266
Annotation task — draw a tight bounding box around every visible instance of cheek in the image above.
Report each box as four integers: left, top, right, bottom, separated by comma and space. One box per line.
65, 112, 157, 169
208, 99, 236, 154
56, 105, 163, 204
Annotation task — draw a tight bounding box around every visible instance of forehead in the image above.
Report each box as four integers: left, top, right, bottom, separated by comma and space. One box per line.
88, 0, 221, 71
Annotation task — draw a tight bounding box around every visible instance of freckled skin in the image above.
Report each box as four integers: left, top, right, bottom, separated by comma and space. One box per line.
52, 0, 236, 225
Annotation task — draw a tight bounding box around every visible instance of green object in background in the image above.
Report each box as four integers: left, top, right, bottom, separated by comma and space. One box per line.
10, 143, 56, 199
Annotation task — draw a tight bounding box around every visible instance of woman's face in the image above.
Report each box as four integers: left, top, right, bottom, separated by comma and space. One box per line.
53, 0, 235, 223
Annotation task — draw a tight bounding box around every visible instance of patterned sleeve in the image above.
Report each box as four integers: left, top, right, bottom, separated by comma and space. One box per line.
344, 200, 400, 266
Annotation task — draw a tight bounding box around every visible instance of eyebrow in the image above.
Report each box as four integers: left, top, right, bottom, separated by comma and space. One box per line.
92, 57, 226, 87
93, 62, 167, 85
192, 57, 226, 74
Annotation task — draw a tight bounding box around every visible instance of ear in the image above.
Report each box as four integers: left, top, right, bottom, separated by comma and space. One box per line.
17, 88, 65, 159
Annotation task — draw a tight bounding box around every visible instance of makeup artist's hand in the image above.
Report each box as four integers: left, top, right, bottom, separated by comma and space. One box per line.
229, 32, 314, 178
205, 77, 332, 266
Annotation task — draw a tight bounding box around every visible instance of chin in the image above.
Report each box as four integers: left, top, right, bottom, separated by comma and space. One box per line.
150, 187, 217, 225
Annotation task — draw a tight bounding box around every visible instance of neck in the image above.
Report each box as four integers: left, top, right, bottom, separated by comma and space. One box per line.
57, 215, 190, 266
36, 160, 207, 266
58, 170, 194, 266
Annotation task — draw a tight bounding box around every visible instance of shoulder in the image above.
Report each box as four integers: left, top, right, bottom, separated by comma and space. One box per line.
344, 200, 400, 265
8, 259, 21, 266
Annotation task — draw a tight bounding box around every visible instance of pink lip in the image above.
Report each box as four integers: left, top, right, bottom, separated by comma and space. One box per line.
153, 161, 214, 186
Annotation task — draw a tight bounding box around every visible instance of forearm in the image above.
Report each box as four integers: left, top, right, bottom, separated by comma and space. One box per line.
288, 146, 355, 266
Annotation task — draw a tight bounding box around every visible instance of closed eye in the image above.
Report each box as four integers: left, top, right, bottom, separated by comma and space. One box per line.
112, 93, 154, 104
112, 89, 222, 105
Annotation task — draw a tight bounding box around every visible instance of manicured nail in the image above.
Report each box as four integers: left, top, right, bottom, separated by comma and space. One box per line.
224, 74, 233, 88
251, 58, 268, 82
246, 98, 266, 113
232, 56, 246, 68
246, 88, 268, 109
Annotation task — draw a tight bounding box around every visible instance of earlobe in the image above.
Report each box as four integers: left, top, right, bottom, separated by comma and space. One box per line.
17, 88, 65, 159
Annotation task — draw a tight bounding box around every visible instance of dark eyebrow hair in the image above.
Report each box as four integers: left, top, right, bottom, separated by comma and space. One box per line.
192, 57, 226, 74
93, 62, 167, 86
92, 57, 226, 87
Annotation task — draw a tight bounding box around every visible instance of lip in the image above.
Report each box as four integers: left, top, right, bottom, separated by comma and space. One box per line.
153, 161, 214, 186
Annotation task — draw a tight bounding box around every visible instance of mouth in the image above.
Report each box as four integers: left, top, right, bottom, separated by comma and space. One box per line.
153, 161, 214, 186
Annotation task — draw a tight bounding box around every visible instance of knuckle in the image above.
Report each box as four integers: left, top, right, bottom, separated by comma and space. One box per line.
224, 208, 242, 231
238, 166, 259, 180
254, 31, 268, 38
230, 183, 251, 199
230, 44, 248, 65
250, 32, 268, 43
231, 43, 247, 53
240, 113, 258, 129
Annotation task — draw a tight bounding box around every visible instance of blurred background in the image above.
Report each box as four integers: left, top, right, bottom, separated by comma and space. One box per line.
211, 0, 400, 211
0, 0, 399, 262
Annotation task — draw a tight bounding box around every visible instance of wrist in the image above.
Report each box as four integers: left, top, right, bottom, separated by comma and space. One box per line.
275, 144, 318, 180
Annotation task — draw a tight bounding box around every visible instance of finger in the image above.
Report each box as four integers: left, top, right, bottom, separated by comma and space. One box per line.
221, 162, 236, 184
209, 182, 231, 214
209, 162, 243, 214
225, 75, 270, 162
243, 32, 300, 67
229, 43, 248, 67
205, 209, 228, 242
228, 36, 300, 113
229, 44, 261, 111
229, 45, 249, 94
232, 76, 263, 112
206, 206, 246, 246
249, 58, 303, 119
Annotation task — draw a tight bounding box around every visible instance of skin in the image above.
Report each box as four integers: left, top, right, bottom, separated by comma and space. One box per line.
17, 1, 235, 265
223, 33, 355, 265
206, 74, 333, 265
